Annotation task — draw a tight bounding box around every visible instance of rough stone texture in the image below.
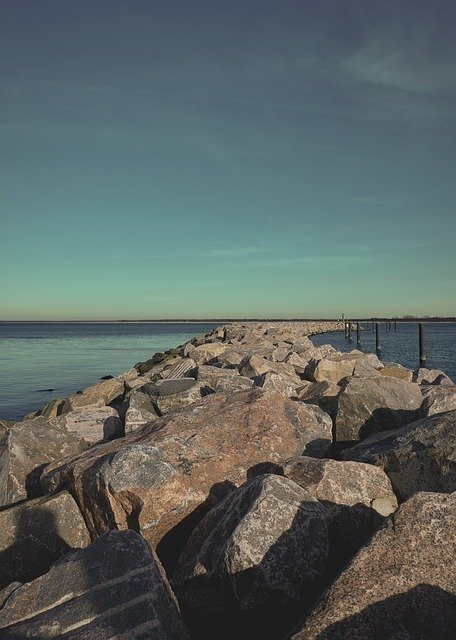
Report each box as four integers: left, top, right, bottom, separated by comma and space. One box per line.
279, 456, 397, 572
124, 390, 159, 433
41, 389, 333, 549
186, 342, 228, 365
172, 474, 330, 611
196, 364, 239, 388
255, 371, 299, 397
379, 362, 413, 381
0, 490, 91, 590
160, 358, 197, 380
0, 530, 189, 640
144, 378, 205, 414
309, 352, 381, 384
297, 381, 341, 420
291, 491, 456, 640
39, 397, 66, 419
52, 406, 123, 443
61, 377, 124, 413
334, 375, 423, 442
342, 409, 456, 500
413, 367, 454, 385
420, 384, 456, 417
0, 418, 86, 508
284, 352, 309, 374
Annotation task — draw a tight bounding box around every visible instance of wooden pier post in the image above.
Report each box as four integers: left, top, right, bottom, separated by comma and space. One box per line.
357, 321, 361, 344
375, 322, 381, 352
419, 323, 426, 367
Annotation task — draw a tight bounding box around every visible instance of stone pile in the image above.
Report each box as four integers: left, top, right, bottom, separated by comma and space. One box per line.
0, 320, 455, 639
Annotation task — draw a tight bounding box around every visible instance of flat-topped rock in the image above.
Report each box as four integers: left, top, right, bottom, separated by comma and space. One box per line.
420, 384, 456, 417
52, 406, 123, 443
0, 490, 91, 590
308, 351, 381, 384
0, 530, 189, 639
61, 377, 124, 413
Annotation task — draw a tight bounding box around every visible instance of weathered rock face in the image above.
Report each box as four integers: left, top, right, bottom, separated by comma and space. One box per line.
39, 397, 65, 419
0, 530, 189, 640
413, 367, 454, 385
420, 384, 456, 417
52, 406, 123, 443
0, 419, 86, 508
186, 342, 228, 365
172, 474, 330, 611
0, 490, 91, 590
41, 389, 333, 549
379, 362, 413, 381
61, 377, 124, 413
308, 352, 381, 384
334, 375, 423, 442
291, 491, 456, 640
278, 456, 397, 573
196, 365, 254, 394
342, 409, 456, 500
137, 378, 205, 414
298, 381, 341, 420
255, 371, 299, 397
160, 358, 197, 380
124, 389, 159, 433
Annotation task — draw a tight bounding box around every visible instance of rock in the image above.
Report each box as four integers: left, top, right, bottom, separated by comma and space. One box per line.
298, 381, 341, 420
0, 418, 13, 433
334, 375, 423, 443
196, 364, 239, 388
41, 389, 333, 551
342, 409, 456, 500
255, 371, 298, 397
309, 352, 381, 384
0, 490, 91, 590
213, 375, 254, 394
271, 346, 290, 362
279, 456, 397, 572
413, 367, 453, 385
61, 377, 124, 413
52, 406, 123, 443
240, 354, 275, 377
216, 348, 246, 368
172, 474, 330, 611
289, 336, 314, 353
138, 378, 204, 414
285, 352, 309, 374
136, 351, 167, 374
379, 362, 413, 381
420, 384, 456, 416
160, 358, 197, 380
124, 389, 160, 433
39, 397, 65, 419
291, 491, 456, 640
0, 530, 189, 639
0, 418, 86, 508
186, 342, 227, 365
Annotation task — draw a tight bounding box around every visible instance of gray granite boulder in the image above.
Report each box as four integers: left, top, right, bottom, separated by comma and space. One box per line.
255, 371, 299, 397
413, 367, 453, 385
342, 409, 456, 500
172, 474, 330, 611
307, 351, 381, 384
334, 375, 423, 442
61, 377, 124, 413
291, 491, 456, 640
298, 381, 341, 420
0, 418, 86, 507
0, 490, 91, 590
124, 389, 160, 433
420, 384, 456, 417
0, 530, 189, 639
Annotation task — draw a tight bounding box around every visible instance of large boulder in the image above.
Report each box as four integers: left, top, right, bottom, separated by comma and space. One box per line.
0, 490, 91, 590
413, 367, 453, 385
137, 378, 204, 414
41, 389, 333, 551
298, 381, 341, 420
124, 389, 160, 433
334, 375, 423, 442
0, 530, 189, 639
342, 409, 456, 500
172, 474, 330, 613
255, 371, 299, 397
420, 384, 456, 417
186, 342, 227, 365
0, 418, 86, 507
61, 377, 124, 413
307, 352, 381, 384
291, 491, 456, 640
279, 456, 397, 571
379, 362, 413, 381
52, 406, 123, 443
196, 365, 253, 394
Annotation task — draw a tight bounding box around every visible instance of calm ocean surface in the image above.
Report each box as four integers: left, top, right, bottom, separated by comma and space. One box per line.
0, 321, 455, 421
0, 322, 219, 420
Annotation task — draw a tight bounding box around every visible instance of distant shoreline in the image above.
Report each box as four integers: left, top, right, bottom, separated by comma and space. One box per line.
1, 318, 455, 324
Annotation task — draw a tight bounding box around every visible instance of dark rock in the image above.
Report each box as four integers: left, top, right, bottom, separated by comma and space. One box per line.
291, 491, 456, 640
420, 384, 456, 417
0, 530, 189, 639
0, 490, 91, 590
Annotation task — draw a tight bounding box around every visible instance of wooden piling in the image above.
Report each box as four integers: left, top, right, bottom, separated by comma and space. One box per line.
375, 322, 381, 352
419, 323, 426, 367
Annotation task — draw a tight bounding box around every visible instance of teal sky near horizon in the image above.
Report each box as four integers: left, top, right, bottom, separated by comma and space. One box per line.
1, 0, 455, 320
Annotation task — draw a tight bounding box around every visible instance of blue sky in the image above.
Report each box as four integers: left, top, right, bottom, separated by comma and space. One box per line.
1, 0, 455, 319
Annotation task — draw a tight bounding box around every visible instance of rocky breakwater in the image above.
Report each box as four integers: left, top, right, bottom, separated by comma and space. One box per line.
0, 320, 455, 639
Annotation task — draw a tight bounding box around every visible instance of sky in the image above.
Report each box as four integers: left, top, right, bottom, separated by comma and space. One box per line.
1, 0, 455, 320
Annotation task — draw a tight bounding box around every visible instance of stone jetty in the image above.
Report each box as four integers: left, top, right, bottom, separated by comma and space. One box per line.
0, 320, 455, 639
